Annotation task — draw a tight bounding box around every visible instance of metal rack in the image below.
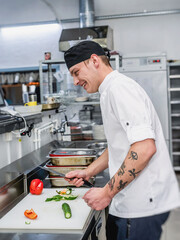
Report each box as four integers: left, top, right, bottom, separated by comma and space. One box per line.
39, 55, 121, 105
168, 62, 180, 170
39, 59, 66, 103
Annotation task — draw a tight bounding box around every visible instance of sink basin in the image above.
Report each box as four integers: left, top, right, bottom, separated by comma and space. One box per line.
51, 140, 107, 149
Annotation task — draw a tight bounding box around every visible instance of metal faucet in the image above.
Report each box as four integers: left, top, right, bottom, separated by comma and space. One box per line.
53, 113, 76, 135
59, 119, 68, 134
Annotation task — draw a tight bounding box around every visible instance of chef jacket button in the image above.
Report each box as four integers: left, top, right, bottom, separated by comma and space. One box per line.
126, 122, 129, 126
150, 198, 153, 202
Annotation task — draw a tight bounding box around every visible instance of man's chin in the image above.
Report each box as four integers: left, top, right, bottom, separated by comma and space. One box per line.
86, 90, 98, 94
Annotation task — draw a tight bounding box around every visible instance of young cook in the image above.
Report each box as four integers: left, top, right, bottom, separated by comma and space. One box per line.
64, 41, 180, 240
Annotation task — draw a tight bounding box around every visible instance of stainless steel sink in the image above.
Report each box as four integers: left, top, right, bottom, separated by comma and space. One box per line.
51, 140, 107, 149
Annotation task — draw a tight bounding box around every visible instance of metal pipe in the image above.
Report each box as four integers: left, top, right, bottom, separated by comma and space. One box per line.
79, 0, 95, 27
61, 9, 180, 24
1, 9, 179, 28
96, 9, 180, 20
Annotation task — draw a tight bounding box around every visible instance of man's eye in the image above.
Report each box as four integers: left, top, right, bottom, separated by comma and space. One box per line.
74, 71, 79, 76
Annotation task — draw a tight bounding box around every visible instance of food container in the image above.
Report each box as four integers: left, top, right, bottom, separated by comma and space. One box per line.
45, 161, 87, 176
49, 176, 94, 187
49, 176, 74, 187
48, 148, 96, 166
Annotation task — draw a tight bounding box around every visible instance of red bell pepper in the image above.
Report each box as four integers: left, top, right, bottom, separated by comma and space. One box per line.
30, 179, 43, 195
24, 208, 38, 219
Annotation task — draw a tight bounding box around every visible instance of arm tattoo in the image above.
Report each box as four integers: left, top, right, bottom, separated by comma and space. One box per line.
128, 169, 141, 179
108, 176, 115, 191
117, 180, 128, 191
128, 151, 138, 160
118, 162, 126, 176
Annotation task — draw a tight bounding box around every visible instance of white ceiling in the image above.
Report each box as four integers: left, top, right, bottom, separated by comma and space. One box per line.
0, 0, 179, 25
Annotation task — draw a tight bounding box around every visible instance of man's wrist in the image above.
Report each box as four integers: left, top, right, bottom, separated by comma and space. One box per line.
104, 183, 116, 199
84, 168, 93, 180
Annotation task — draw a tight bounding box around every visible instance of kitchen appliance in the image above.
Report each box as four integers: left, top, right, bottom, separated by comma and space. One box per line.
59, 25, 113, 51
59, 0, 113, 51
120, 52, 170, 150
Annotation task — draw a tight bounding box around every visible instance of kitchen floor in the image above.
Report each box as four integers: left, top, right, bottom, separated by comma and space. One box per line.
160, 173, 180, 240
99, 173, 180, 240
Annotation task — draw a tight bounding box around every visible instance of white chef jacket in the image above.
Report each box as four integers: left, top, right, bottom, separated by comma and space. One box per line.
99, 70, 180, 218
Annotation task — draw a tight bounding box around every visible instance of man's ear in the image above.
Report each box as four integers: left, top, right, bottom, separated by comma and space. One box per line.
90, 54, 99, 68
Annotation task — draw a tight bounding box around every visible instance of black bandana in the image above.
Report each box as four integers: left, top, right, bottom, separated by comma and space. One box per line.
64, 40, 107, 69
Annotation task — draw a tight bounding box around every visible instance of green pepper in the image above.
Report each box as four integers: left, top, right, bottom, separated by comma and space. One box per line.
45, 194, 78, 202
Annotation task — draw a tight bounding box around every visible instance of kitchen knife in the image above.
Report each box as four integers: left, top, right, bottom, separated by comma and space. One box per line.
39, 166, 93, 188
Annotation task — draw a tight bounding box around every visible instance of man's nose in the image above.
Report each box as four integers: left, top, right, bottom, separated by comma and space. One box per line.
73, 77, 79, 86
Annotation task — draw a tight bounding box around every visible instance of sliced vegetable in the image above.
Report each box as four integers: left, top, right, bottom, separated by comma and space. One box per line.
25, 221, 31, 225
30, 179, 43, 195
45, 194, 78, 202
24, 209, 37, 219
56, 187, 73, 195
66, 187, 72, 195
45, 195, 63, 202
62, 203, 72, 219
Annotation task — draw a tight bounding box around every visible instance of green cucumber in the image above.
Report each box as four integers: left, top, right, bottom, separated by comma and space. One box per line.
62, 203, 72, 219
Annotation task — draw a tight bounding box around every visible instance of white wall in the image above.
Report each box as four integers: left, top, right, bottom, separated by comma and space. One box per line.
0, 113, 62, 169
0, 0, 180, 69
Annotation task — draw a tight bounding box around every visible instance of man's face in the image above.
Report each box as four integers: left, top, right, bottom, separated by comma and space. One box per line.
69, 58, 100, 93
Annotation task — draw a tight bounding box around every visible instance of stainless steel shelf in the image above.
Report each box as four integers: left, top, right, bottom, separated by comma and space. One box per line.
171, 100, 180, 104
172, 139, 180, 142
169, 88, 180, 91
171, 113, 180, 117
170, 75, 180, 79
67, 101, 100, 105
172, 126, 180, 130
173, 166, 180, 171
168, 64, 180, 168
173, 152, 180, 155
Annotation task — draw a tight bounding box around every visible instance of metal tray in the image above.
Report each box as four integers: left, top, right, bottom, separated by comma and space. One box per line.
45, 161, 87, 176
42, 103, 60, 111
49, 176, 94, 187
49, 155, 96, 166
49, 148, 96, 157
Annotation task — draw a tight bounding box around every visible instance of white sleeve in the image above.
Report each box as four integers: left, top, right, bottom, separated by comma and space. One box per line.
109, 81, 155, 145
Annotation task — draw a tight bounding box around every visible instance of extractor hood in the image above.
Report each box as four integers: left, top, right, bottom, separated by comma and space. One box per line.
59, 25, 113, 52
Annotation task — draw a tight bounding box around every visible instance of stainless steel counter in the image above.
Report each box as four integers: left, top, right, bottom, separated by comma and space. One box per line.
0, 140, 109, 240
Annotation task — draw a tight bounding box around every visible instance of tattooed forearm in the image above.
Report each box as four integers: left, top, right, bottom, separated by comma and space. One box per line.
128, 169, 141, 179
118, 162, 126, 176
117, 180, 128, 191
128, 151, 138, 160
108, 176, 115, 191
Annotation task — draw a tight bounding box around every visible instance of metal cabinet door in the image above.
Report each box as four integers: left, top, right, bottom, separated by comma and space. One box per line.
122, 71, 169, 142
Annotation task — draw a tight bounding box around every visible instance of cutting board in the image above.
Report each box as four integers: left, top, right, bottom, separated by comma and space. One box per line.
0, 188, 93, 234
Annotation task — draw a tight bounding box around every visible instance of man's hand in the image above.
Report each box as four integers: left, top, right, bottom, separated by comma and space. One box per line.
65, 170, 90, 187
83, 186, 112, 211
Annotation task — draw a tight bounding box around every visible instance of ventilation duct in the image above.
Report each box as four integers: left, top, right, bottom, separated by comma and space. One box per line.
79, 0, 95, 27
59, 0, 113, 51
59, 25, 113, 51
